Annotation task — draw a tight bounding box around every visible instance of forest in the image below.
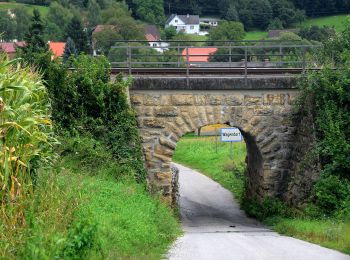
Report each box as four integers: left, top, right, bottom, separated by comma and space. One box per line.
1, 0, 349, 34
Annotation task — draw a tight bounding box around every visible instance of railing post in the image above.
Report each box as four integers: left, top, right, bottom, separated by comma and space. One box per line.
177, 43, 180, 68
229, 43, 232, 68
302, 46, 306, 74
279, 44, 282, 67
244, 46, 248, 86
186, 46, 189, 87
127, 44, 131, 75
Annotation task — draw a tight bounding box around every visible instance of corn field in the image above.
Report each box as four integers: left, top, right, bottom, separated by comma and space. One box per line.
0, 56, 54, 231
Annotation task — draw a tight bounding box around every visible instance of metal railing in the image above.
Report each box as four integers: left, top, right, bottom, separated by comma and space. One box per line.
101, 40, 322, 78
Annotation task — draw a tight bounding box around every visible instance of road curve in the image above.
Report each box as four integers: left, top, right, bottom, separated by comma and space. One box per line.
167, 163, 350, 260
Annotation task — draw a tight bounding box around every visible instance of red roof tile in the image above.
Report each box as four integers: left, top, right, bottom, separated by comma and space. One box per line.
0, 41, 25, 54
49, 42, 66, 58
182, 47, 218, 62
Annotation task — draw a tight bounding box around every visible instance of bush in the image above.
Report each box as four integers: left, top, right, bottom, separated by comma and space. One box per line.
45, 55, 146, 182
242, 196, 289, 221
314, 174, 350, 216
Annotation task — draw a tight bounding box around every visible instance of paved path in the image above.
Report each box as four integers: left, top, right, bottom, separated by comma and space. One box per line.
167, 163, 350, 260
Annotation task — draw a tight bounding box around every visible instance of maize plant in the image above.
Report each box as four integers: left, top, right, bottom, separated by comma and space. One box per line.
0, 56, 54, 230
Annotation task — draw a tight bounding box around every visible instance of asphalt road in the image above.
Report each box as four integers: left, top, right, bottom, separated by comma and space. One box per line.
167, 163, 350, 260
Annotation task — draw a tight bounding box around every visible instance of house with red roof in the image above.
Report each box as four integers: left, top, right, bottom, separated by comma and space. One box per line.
0, 41, 65, 60
48, 42, 66, 59
144, 25, 169, 53
182, 47, 217, 64
0, 41, 25, 59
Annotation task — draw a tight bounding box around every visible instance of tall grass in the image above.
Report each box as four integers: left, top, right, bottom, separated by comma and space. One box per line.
0, 56, 54, 232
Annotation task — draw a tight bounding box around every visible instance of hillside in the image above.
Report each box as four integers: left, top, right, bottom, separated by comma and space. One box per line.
0, 2, 48, 16
245, 13, 350, 40
299, 14, 349, 31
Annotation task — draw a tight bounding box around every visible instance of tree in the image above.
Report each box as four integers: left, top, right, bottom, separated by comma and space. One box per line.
268, 18, 284, 30
13, 7, 30, 41
63, 37, 77, 63
207, 21, 245, 43
101, 3, 145, 40
299, 26, 336, 42
16, 10, 51, 84
225, 5, 239, 21
65, 17, 90, 54
45, 2, 73, 41
238, 0, 272, 30
132, 0, 165, 26
0, 10, 16, 41
93, 27, 122, 55
20, 9, 49, 57
87, 0, 102, 27
163, 26, 177, 40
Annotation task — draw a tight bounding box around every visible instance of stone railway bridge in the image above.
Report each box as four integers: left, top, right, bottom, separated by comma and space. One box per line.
128, 76, 310, 205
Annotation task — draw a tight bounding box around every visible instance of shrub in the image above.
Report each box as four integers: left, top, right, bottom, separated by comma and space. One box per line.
314, 174, 350, 215
242, 196, 289, 220
45, 55, 146, 182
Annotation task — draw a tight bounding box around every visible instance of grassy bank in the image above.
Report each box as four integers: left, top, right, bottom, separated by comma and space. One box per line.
1, 135, 181, 259
299, 14, 349, 32
0, 2, 48, 16
173, 134, 350, 255
243, 14, 350, 41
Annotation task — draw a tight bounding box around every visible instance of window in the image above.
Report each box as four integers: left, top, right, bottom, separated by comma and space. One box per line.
190, 26, 194, 30
152, 43, 157, 47
175, 19, 178, 23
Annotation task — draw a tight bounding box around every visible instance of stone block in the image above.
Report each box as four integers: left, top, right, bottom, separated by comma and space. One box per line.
142, 118, 165, 128
244, 95, 262, 106
209, 95, 222, 105
254, 106, 273, 116
159, 136, 176, 150
154, 144, 173, 157
155, 106, 179, 117
193, 95, 208, 105
144, 94, 161, 106
225, 95, 244, 106
263, 94, 286, 105
171, 94, 194, 105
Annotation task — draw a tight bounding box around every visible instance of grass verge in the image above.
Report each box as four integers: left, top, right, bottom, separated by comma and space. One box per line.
173, 134, 350, 255
0, 135, 181, 259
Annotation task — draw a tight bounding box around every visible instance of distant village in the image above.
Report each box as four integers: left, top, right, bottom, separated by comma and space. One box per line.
0, 13, 288, 62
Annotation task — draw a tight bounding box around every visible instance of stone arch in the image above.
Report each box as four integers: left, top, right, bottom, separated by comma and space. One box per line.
131, 91, 296, 205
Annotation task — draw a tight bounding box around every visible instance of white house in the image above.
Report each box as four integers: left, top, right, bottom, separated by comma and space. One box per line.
165, 14, 200, 34
144, 25, 169, 53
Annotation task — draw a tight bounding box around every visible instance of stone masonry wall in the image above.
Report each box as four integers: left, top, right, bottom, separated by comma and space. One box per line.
130, 89, 299, 205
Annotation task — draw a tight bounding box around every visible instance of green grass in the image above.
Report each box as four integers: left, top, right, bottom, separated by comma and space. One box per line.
298, 14, 349, 32
173, 134, 350, 255
244, 31, 268, 41
0, 2, 49, 16
243, 14, 350, 41
173, 134, 247, 200
0, 135, 181, 259
266, 217, 350, 255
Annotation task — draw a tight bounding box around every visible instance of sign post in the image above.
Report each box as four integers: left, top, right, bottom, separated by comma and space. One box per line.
220, 128, 243, 160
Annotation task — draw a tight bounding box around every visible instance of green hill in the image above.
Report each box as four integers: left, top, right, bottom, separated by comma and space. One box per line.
0, 2, 48, 16
245, 13, 350, 40
299, 14, 349, 31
